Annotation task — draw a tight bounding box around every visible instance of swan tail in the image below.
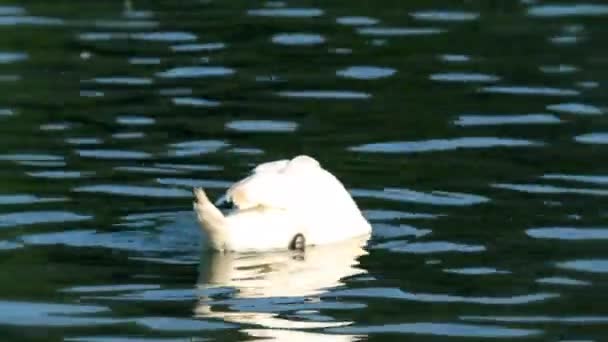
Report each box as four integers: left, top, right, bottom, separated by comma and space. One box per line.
193, 187, 227, 251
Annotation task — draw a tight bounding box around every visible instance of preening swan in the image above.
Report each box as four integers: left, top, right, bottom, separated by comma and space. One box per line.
193, 155, 372, 252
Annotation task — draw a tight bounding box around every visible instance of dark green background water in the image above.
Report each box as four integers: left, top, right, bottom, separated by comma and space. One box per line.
1, 0, 607, 341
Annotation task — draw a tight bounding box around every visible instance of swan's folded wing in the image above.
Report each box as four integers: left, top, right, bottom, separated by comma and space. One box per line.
252, 159, 289, 174
226, 172, 294, 210
225, 156, 323, 210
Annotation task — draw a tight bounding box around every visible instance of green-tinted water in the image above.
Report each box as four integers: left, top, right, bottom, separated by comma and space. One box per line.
0, 0, 607, 341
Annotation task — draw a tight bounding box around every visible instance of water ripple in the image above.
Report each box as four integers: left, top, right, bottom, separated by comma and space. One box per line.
480, 86, 580, 96
547, 102, 603, 115
244, 329, 361, 342
0, 300, 115, 327
80, 90, 104, 98
374, 240, 486, 254
156, 178, 231, 189
67, 337, 213, 342
172, 97, 220, 107
0, 194, 65, 205
411, 10, 480, 22
226, 120, 297, 132
62, 284, 162, 293
351, 137, 540, 153
358, 27, 445, 36
337, 66, 396, 80
114, 166, 185, 175
27, 170, 92, 179
271, 33, 325, 45
22, 224, 199, 256
430, 72, 500, 83
336, 16, 379, 26
88, 288, 206, 301
79, 32, 126, 41
454, 114, 561, 126
154, 163, 222, 172
549, 35, 581, 45
0, 51, 27, 63
0, 303, 231, 330
0, 108, 14, 116
157, 66, 235, 79
93, 19, 158, 29
493, 183, 608, 196
536, 277, 591, 286
229, 147, 264, 155
171, 42, 226, 52
136, 317, 233, 331
0, 6, 25, 16
328, 287, 558, 304
462, 315, 608, 324
542, 174, 608, 185
330, 322, 540, 338
91, 77, 152, 86
539, 64, 579, 74
130, 32, 197, 42
575, 132, 608, 144
352, 188, 489, 206
112, 132, 144, 140
0, 211, 91, 228
444, 267, 510, 275
0, 16, 64, 26
17, 160, 66, 167
576, 81, 599, 89
373, 223, 432, 239
528, 4, 608, 17
76, 149, 151, 160
0, 153, 63, 162
168, 140, 227, 157
557, 259, 608, 273
439, 54, 471, 63
247, 8, 323, 17
527, 227, 608, 240
278, 90, 371, 100
116, 115, 155, 126
0, 240, 22, 250
74, 185, 191, 198
40, 122, 71, 131
128, 57, 161, 65
364, 209, 441, 220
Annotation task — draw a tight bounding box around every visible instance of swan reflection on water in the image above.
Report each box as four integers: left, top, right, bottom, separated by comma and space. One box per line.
195, 235, 370, 340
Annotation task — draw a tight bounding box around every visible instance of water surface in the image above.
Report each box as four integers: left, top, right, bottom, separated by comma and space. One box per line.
0, 0, 607, 341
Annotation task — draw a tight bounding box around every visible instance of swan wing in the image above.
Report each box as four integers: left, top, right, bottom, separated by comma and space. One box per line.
214, 159, 289, 206
252, 159, 289, 174
225, 156, 322, 210
226, 171, 294, 210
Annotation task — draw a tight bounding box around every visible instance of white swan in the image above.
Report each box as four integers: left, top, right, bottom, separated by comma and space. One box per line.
193, 155, 372, 252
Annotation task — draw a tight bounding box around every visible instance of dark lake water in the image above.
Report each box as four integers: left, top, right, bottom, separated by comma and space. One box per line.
1, 0, 607, 340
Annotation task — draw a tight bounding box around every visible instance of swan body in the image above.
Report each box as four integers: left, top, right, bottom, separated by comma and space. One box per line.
193, 155, 371, 252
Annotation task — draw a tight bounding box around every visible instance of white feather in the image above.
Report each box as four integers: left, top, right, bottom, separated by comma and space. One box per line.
193, 155, 371, 252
